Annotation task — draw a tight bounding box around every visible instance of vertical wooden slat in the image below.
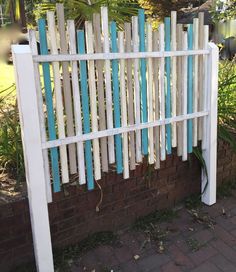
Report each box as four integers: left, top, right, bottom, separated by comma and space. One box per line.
202, 25, 209, 150
110, 21, 123, 174
182, 31, 188, 161
93, 13, 109, 172
67, 20, 86, 185
47, 11, 69, 184
56, 3, 77, 174
132, 16, 142, 163
171, 11, 177, 148
77, 30, 94, 190
176, 24, 183, 157
187, 24, 193, 153
101, 7, 115, 164
85, 21, 101, 181
146, 22, 154, 164
198, 12, 204, 141
138, 9, 148, 156
118, 31, 129, 179
124, 22, 136, 170
29, 30, 52, 202
193, 18, 199, 147
159, 23, 166, 161
153, 30, 160, 169
38, 18, 61, 192
164, 17, 172, 155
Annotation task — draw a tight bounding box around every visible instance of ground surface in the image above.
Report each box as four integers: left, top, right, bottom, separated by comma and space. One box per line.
66, 191, 236, 272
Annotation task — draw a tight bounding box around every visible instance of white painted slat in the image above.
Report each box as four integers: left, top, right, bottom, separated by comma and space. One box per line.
153, 30, 160, 169
124, 22, 136, 170
12, 44, 54, 272
118, 31, 129, 179
42, 111, 209, 150
159, 23, 166, 161
93, 13, 109, 172
193, 18, 199, 147
198, 12, 204, 141
47, 11, 69, 184
171, 11, 177, 148
146, 22, 154, 164
67, 20, 86, 185
101, 6, 115, 164
176, 24, 183, 157
34, 49, 209, 62
28, 30, 52, 203
132, 16, 142, 163
182, 31, 188, 161
56, 3, 77, 174
202, 25, 209, 150
85, 21, 101, 180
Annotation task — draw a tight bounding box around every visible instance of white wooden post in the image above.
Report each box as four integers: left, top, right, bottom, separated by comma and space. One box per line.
201, 42, 219, 205
12, 45, 54, 272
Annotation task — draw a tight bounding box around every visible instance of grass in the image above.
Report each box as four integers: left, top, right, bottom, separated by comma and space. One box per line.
0, 61, 15, 96
132, 209, 178, 231
186, 238, 206, 252
185, 194, 202, 210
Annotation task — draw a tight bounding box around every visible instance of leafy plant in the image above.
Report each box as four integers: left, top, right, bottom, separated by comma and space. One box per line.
218, 58, 236, 150
34, 0, 140, 28
0, 87, 25, 184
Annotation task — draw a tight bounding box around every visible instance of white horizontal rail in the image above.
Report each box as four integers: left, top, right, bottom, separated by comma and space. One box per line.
42, 111, 208, 149
34, 49, 209, 63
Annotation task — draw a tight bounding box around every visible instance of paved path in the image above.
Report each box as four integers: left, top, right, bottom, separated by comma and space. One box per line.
70, 192, 236, 272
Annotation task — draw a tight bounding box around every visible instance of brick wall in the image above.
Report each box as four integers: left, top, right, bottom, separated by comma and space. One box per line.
0, 140, 235, 271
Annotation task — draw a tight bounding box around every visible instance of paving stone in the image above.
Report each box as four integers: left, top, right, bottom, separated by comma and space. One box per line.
188, 245, 218, 265
209, 253, 236, 272
211, 239, 236, 265
137, 253, 170, 272
168, 244, 194, 270
120, 260, 142, 272
215, 215, 236, 231
213, 225, 236, 247
161, 261, 183, 272
175, 238, 191, 254
190, 261, 221, 272
191, 229, 214, 244
113, 245, 133, 263
69, 193, 236, 272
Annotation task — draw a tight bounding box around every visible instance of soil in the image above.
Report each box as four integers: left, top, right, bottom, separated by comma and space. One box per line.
0, 172, 27, 205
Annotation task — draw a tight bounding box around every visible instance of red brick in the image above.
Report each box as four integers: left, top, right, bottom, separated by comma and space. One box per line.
168, 245, 194, 270
161, 261, 182, 272
188, 244, 218, 266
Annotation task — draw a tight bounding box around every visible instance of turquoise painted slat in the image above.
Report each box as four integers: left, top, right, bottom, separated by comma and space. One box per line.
110, 21, 123, 174
138, 9, 148, 156
164, 17, 172, 155
77, 30, 94, 190
187, 24, 193, 153
38, 19, 60, 193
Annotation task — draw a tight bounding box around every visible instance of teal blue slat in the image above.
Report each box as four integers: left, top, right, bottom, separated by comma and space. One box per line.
110, 21, 123, 174
77, 30, 94, 190
38, 19, 60, 193
187, 24, 193, 153
138, 9, 148, 155
164, 17, 172, 155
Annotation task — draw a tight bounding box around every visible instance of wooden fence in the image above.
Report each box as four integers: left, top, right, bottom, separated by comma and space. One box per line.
12, 4, 219, 271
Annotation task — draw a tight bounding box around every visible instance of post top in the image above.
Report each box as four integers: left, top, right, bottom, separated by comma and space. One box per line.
11, 45, 32, 54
